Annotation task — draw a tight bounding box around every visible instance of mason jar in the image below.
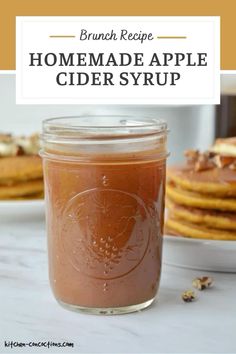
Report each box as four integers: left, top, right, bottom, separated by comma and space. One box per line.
40, 116, 168, 315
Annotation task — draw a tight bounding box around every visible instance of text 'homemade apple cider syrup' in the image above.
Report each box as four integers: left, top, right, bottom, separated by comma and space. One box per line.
40, 116, 168, 315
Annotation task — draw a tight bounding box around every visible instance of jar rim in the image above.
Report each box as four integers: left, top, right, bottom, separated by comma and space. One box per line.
42, 115, 167, 140
41, 115, 168, 162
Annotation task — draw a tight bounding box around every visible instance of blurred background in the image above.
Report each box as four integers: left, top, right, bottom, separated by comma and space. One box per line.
0, 73, 235, 164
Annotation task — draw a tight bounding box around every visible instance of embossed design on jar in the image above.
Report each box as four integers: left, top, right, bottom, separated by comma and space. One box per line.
60, 188, 151, 280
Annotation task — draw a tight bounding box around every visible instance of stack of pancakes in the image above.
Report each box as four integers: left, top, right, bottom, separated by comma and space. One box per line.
165, 138, 236, 240
0, 134, 43, 200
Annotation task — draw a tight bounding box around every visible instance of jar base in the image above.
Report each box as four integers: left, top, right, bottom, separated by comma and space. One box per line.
57, 297, 155, 315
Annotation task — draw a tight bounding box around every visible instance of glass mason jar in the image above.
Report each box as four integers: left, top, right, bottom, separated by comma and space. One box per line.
40, 116, 168, 315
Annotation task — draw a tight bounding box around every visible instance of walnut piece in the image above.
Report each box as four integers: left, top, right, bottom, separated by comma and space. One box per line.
0, 133, 40, 157
184, 147, 236, 172
194, 154, 215, 172
184, 149, 199, 164
213, 155, 235, 168
192, 276, 214, 290
205, 151, 217, 159
182, 290, 196, 302
229, 162, 236, 170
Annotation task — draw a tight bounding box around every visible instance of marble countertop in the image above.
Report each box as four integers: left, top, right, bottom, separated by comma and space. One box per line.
0, 216, 236, 354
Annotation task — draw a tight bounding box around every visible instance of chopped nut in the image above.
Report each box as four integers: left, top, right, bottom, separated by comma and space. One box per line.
213, 155, 235, 168
194, 155, 215, 172
184, 148, 236, 172
184, 149, 199, 164
0, 133, 40, 157
229, 162, 236, 170
192, 276, 214, 290
205, 151, 217, 159
16, 146, 25, 156
182, 290, 196, 302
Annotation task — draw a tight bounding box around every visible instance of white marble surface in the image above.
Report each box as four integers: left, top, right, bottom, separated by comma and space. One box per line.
0, 216, 236, 354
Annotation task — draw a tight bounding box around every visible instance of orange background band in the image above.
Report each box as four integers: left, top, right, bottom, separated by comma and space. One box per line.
0, 0, 235, 70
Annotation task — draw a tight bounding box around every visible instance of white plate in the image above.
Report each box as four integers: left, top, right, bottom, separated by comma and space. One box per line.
0, 199, 45, 220
163, 234, 236, 273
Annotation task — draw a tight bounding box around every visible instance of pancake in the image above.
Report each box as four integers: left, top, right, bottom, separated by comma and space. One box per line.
6, 191, 44, 200
211, 137, 236, 157
165, 217, 236, 240
166, 182, 236, 212
0, 155, 43, 185
166, 199, 236, 230
167, 165, 236, 197
0, 179, 44, 199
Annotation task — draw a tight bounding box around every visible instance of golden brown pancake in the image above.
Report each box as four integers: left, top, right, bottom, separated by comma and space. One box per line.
165, 217, 236, 241
6, 192, 44, 200
167, 164, 236, 197
0, 179, 44, 199
166, 199, 236, 230
0, 155, 43, 185
166, 182, 236, 212
211, 137, 236, 157
165, 144, 236, 240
